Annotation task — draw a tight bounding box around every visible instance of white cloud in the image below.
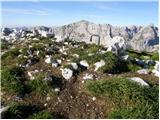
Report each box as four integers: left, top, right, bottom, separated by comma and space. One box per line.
1, 8, 50, 16
93, 2, 118, 12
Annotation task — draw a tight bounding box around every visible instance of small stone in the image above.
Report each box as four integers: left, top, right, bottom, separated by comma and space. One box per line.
52, 62, 59, 67
44, 103, 47, 107
80, 60, 89, 68
58, 97, 62, 102
46, 96, 51, 101
83, 73, 93, 80
72, 54, 79, 58
82, 80, 85, 83
86, 103, 89, 107
54, 88, 60, 92
92, 97, 96, 101
45, 56, 52, 64
57, 59, 62, 64
61, 68, 73, 80
137, 69, 149, 74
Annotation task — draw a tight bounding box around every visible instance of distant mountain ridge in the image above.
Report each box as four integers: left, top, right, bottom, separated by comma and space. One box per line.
1, 20, 159, 52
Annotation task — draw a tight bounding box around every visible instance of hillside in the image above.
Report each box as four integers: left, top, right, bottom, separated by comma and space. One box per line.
1, 21, 159, 119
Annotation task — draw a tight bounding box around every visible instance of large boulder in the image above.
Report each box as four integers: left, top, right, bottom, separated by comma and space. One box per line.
94, 60, 105, 71
107, 36, 126, 54
129, 77, 149, 86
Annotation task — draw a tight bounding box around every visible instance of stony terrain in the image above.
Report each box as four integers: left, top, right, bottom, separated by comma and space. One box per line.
0, 21, 159, 119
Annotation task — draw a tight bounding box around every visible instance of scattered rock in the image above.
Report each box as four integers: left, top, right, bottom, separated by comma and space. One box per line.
135, 58, 146, 67
46, 96, 51, 101
61, 68, 73, 80
80, 60, 89, 68
94, 60, 105, 71
137, 69, 149, 74
52, 62, 59, 67
72, 54, 79, 58
45, 56, 52, 64
57, 59, 62, 64
44, 103, 47, 107
54, 88, 60, 92
121, 54, 129, 61
146, 60, 156, 66
27, 71, 35, 80
69, 62, 78, 70
0, 106, 9, 113
152, 61, 159, 77
129, 77, 149, 86
83, 73, 93, 80
92, 97, 96, 101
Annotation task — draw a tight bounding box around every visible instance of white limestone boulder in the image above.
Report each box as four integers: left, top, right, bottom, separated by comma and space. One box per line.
94, 60, 105, 71
61, 68, 73, 80
45, 56, 52, 64
129, 77, 149, 86
107, 36, 126, 54
80, 60, 89, 68
69, 62, 78, 70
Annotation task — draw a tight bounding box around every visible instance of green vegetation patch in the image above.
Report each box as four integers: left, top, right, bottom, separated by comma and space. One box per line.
1, 65, 25, 94
86, 77, 159, 119
29, 111, 54, 119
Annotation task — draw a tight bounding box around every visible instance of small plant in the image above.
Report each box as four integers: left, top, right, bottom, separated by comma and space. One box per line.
29, 111, 54, 119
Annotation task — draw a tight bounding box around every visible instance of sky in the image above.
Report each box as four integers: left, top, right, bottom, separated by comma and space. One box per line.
1, 1, 159, 27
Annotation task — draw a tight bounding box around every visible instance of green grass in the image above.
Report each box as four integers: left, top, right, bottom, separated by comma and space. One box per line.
29, 111, 54, 119
1, 48, 20, 66
28, 72, 56, 96
16, 56, 28, 65
150, 52, 159, 61
1, 42, 11, 50
86, 77, 159, 119
1, 65, 25, 95
1, 103, 44, 119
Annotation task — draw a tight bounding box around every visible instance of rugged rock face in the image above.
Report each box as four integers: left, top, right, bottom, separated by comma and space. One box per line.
1, 20, 159, 52
53, 20, 159, 52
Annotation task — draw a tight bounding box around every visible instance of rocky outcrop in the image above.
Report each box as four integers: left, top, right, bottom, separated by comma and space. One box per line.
53, 20, 159, 52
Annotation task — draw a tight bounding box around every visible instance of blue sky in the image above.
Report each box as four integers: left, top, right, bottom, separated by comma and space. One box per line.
1, 1, 158, 27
